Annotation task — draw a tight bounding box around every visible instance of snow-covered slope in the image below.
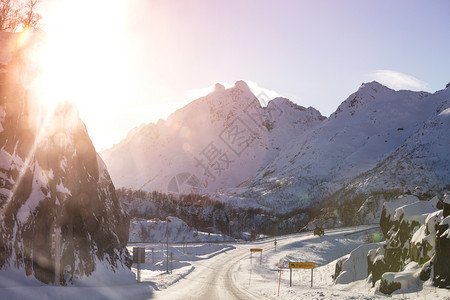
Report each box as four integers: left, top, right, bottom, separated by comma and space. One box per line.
101, 81, 325, 194
345, 88, 450, 195
233, 82, 449, 213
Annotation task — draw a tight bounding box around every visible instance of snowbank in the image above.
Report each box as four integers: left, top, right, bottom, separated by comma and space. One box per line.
336, 242, 382, 284
380, 262, 422, 295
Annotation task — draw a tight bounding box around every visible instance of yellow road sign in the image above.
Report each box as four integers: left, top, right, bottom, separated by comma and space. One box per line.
250, 248, 262, 252
289, 262, 315, 269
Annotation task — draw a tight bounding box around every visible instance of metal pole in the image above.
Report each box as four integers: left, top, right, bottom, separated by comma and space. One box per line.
166, 219, 169, 273
137, 260, 140, 282
290, 268, 292, 287
54, 206, 61, 286
278, 267, 282, 297
260, 252, 262, 265
250, 252, 252, 264
55, 226, 61, 285
311, 268, 313, 287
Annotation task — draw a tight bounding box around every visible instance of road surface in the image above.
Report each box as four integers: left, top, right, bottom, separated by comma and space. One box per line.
153, 226, 380, 300
153, 242, 262, 299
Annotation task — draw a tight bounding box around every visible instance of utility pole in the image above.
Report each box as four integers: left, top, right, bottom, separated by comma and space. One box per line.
166, 217, 171, 273
54, 205, 61, 285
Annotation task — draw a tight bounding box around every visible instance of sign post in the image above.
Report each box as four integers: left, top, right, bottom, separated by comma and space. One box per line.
289, 262, 315, 287
278, 267, 282, 296
250, 248, 262, 265
133, 247, 145, 282
151, 248, 154, 263
166, 218, 171, 273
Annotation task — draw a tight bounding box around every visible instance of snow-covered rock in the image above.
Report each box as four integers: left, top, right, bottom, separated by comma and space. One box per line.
335, 242, 382, 284
379, 262, 422, 295
434, 192, 450, 288
366, 193, 450, 293
0, 33, 131, 284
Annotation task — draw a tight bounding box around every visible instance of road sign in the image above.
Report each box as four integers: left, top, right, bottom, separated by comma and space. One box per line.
289, 261, 315, 287
289, 262, 315, 269
250, 248, 262, 264
133, 247, 145, 264
133, 247, 145, 282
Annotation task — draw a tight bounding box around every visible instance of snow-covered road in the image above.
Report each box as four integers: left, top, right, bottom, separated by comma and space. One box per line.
152, 243, 258, 299
152, 225, 381, 299
5, 225, 447, 299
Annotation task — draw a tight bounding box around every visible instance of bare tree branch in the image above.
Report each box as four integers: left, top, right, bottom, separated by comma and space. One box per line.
0, 0, 41, 32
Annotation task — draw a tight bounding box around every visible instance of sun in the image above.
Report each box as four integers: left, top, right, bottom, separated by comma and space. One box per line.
30, 0, 134, 146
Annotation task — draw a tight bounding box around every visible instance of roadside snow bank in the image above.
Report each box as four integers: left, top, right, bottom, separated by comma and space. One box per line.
379, 262, 422, 295
336, 242, 382, 284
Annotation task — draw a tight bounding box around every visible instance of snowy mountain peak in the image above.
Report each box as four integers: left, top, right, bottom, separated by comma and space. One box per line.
268, 97, 300, 108
332, 81, 432, 119
102, 80, 325, 194
233, 80, 250, 91
358, 81, 392, 93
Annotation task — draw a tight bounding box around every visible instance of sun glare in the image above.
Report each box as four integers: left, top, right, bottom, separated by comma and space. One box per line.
32, 0, 133, 142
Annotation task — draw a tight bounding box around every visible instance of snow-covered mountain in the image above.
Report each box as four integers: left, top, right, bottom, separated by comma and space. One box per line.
101, 81, 325, 194
0, 33, 131, 284
230, 82, 449, 213
344, 91, 450, 195
103, 79, 449, 217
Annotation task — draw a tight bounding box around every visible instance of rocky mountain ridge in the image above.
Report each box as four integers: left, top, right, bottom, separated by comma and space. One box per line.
102, 81, 325, 195
103, 80, 450, 221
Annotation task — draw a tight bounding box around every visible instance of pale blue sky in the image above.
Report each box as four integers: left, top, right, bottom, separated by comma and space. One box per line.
127, 0, 449, 114
41, 0, 450, 149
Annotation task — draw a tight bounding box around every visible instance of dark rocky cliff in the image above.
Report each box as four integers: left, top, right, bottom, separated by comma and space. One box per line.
0, 34, 131, 285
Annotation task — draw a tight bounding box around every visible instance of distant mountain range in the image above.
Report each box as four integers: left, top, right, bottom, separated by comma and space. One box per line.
102, 80, 450, 215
